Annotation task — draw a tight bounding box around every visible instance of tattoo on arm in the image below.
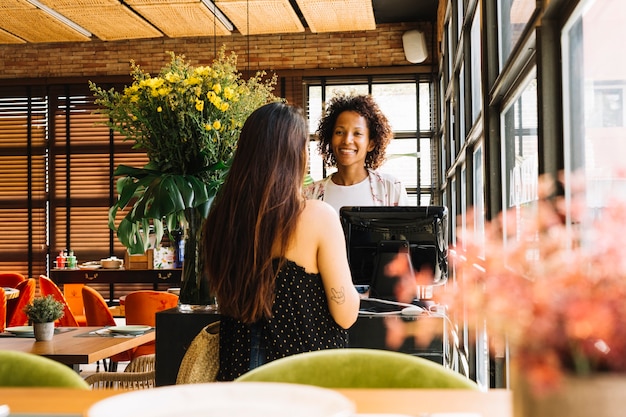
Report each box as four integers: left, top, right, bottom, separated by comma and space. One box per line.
330, 287, 346, 305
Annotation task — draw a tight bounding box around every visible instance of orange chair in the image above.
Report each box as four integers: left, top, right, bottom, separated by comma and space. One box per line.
124, 290, 179, 357
38, 275, 86, 327
82, 285, 133, 370
0, 288, 6, 333
6, 278, 36, 327
63, 283, 86, 324
0, 272, 26, 288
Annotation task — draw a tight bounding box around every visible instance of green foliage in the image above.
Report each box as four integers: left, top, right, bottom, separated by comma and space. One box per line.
23, 295, 65, 324
89, 47, 279, 254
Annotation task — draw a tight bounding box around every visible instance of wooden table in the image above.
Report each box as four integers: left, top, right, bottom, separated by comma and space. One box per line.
0, 326, 154, 370
2, 287, 18, 300
0, 386, 513, 417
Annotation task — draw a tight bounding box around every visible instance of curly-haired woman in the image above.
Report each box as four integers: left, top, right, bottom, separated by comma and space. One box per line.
304, 94, 409, 213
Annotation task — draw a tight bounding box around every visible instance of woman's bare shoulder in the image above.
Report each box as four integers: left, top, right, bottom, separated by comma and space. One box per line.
302, 199, 337, 219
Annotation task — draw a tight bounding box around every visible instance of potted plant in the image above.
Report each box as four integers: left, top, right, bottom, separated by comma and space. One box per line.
89, 47, 278, 309
23, 295, 65, 341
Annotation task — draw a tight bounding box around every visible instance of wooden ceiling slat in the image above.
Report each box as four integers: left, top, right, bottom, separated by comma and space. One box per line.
127, 2, 231, 37
215, 0, 304, 35
49, 4, 163, 41
295, 0, 376, 33
0, 27, 26, 44
0, 9, 91, 43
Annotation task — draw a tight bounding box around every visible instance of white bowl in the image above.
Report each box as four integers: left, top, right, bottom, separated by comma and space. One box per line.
100, 258, 123, 269
88, 382, 355, 417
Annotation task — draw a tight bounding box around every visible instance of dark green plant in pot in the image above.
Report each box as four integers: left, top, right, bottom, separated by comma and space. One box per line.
24, 295, 65, 324
89, 47, 279, 308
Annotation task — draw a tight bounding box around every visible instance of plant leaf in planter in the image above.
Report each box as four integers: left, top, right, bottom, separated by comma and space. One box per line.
108, 164, 216, 254
24, 295, 65, 323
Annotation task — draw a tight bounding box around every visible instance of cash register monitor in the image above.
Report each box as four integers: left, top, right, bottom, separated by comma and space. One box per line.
339, 206, 448, 300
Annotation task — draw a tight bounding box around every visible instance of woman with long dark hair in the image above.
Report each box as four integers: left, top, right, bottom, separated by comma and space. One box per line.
203, 101, 360, 381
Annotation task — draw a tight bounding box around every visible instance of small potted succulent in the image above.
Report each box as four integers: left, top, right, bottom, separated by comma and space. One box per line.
23, 295, 65, 341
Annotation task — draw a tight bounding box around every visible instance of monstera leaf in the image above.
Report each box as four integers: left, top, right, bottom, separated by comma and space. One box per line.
108, 164, 227, 254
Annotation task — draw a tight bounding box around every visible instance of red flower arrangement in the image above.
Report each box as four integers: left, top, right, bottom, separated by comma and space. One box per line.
388, 174, 626, 394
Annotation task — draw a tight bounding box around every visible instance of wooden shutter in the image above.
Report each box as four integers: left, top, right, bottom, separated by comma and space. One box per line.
0, 86, 48, 277
50, 85, 148, 266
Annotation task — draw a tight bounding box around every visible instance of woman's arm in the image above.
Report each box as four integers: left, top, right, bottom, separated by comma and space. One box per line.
311, 201, 360, 329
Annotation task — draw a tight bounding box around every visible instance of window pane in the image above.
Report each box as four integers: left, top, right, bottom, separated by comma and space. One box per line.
448, 98, 455, 163
420, 137, 432, 189
372, 83, 417, 131
420, 82, 432, 131
563, 0, 626, 208
471, 10, 482, 123
325, 85, 368, 98
501, 75, 539, 240
308, 86, 322, 135
499, 0, 536, 68
379, 138, 418, 190
459, 64, 466, 143
473, 145, 485, 257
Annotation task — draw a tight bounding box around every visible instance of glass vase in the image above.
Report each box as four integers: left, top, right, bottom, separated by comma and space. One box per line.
178, 207, 217, 312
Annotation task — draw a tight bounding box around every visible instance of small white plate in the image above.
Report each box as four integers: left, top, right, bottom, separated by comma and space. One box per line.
108, 325, 151, 335
88, 382, 355, 417
5, 326, 34, 336
79, 264, 101, 270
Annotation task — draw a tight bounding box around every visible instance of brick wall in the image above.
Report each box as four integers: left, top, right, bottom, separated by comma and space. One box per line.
0, 23, 432, 77
0, 22, 433, 106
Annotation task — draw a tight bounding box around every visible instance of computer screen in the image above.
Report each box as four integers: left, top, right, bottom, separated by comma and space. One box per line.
339, 206, 448, 299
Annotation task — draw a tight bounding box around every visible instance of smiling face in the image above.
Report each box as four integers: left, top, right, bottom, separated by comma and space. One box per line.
331, 111, 375, 171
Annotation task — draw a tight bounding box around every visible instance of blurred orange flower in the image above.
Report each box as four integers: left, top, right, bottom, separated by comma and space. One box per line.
389, 174, 626, 394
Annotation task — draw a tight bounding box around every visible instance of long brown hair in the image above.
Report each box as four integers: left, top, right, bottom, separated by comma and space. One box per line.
202, 102, 308, 323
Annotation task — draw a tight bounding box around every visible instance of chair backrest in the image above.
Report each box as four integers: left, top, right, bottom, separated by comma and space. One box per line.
124, 290, 179, 327
63, 283, 86, 320
0, 272, 26, 288
0, 350, 89, 389
124, 353, 156, 373
84, 354, 156, 390
82, 285, 134, 363
0, 288, 6, 333
235, 348, 480, 389
6, 278, 36, 327
38, 275, 80, 327
82, 285, 116, 327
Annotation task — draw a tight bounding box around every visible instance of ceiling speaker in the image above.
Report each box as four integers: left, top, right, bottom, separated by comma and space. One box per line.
402, 30, 428, 63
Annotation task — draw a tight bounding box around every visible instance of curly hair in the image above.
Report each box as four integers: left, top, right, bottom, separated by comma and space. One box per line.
316, 94, 393, 170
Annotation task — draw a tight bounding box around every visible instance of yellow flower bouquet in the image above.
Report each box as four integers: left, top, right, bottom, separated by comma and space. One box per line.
90, 48, 278, 306
89, 48, 278, 254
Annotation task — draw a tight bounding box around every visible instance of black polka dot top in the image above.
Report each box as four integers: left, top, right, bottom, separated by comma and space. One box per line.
217, 259, 349, 381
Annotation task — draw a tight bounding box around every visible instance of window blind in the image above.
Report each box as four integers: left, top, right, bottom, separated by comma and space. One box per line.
0, 87, 48, 277
0, 83, 147, 277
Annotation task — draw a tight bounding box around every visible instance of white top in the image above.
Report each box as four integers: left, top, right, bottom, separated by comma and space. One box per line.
323, 177, 376, 214
304, 169, 410, 214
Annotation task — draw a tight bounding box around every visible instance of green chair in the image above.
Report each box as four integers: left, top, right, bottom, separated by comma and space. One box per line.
0, 350, 89, 389
235, 348, 479, 389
